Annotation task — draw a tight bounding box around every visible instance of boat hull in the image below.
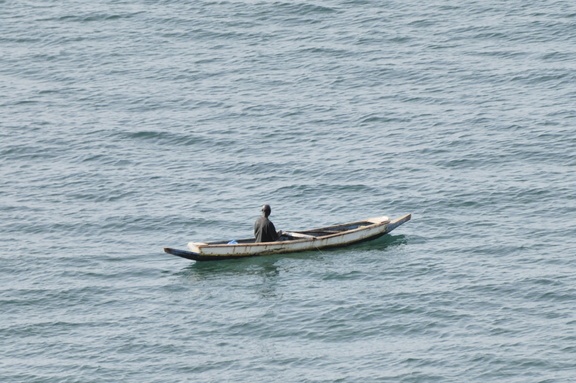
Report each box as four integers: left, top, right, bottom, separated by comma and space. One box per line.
164, 213, 410, 261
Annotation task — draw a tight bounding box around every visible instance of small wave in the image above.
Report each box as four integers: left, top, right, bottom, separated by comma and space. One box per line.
273, 2, 338, 16
117, 130, 218, 148
54, 12, 143, 23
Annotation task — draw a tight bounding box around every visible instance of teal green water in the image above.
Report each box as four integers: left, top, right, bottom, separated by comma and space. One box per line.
2, 1, 575, 382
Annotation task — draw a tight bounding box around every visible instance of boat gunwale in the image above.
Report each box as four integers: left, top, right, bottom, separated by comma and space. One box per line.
191, 218, 389, 249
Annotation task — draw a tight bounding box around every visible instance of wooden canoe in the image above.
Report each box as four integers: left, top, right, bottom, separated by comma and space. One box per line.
164, 213, 411, 261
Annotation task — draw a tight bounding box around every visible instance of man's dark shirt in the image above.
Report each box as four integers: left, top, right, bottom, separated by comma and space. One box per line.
254, 216, 279, 243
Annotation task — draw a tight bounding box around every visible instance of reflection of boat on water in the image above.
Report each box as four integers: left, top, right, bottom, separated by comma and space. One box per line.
164, 213, 411, 262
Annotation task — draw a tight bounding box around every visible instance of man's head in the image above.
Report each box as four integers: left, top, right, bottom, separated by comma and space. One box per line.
261, 204, 271, 217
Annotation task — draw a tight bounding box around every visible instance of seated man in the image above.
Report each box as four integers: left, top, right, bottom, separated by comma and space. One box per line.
254, 204, 282, 242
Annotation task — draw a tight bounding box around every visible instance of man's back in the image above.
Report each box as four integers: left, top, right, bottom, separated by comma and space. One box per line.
254, 215, 278, 243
